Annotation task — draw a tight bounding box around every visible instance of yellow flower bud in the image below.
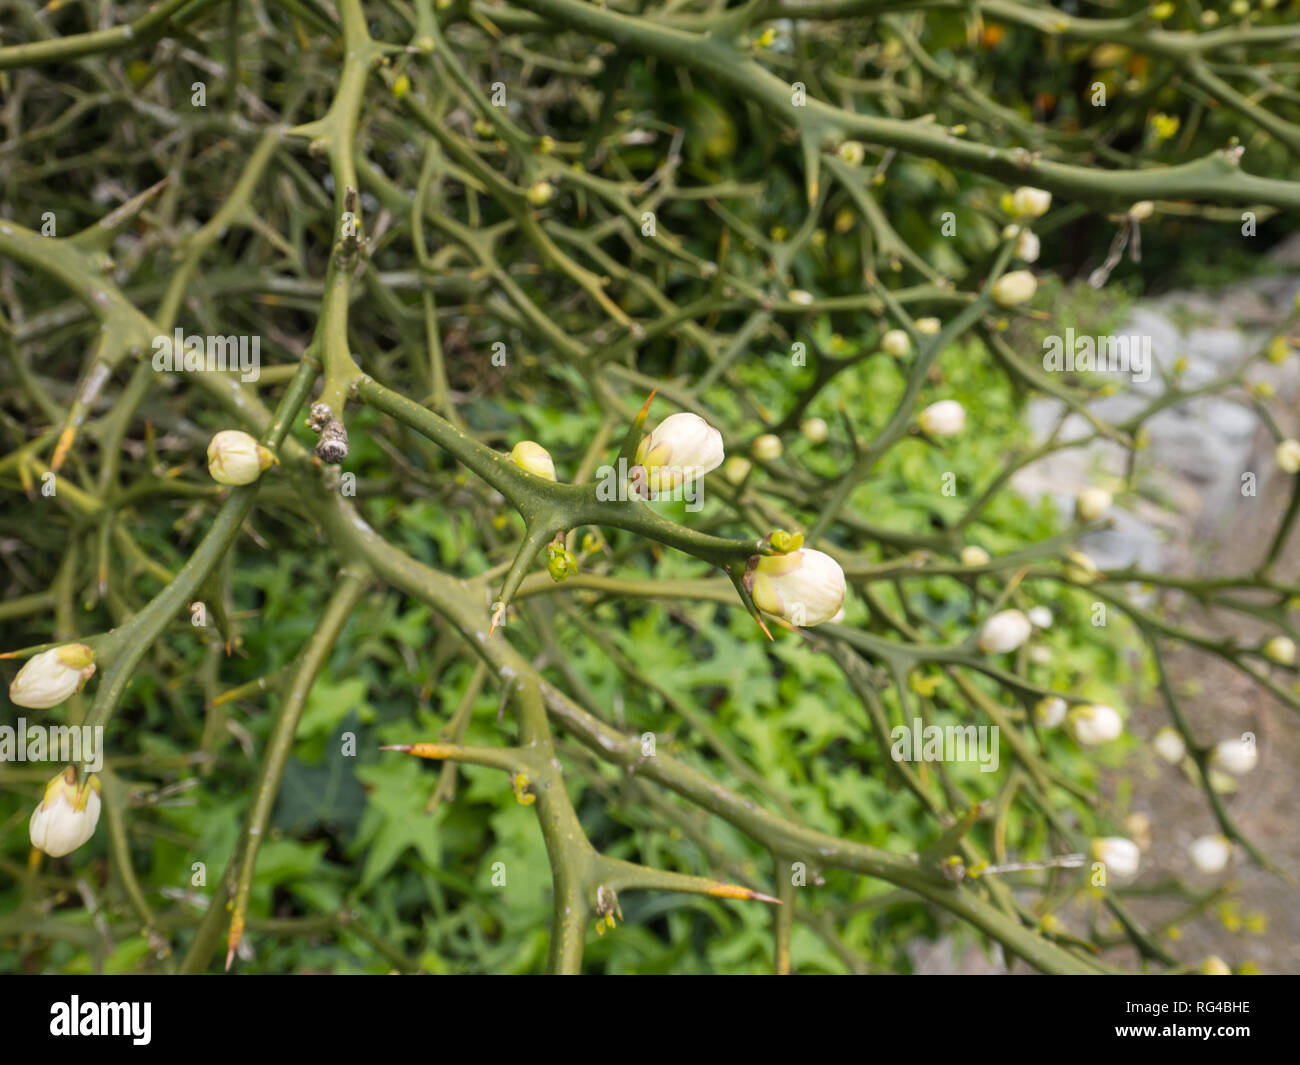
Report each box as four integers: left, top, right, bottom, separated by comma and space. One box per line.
510, 440, 557, 481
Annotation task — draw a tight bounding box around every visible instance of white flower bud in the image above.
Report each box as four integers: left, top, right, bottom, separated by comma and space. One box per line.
1068, 703, 1123, 746
635, 412, 725, 494
1014, 229, 1040, 262
1263, 635, 1296, 666
991, 270, 1038, 307
29, 767, 101, 858
750, 548, 847, 627
960, 545, 990, 567
915, 317, 941, 335
9, 644, 96, 709
510, 440, 557, 481
1010, 187, 1052, 220
1091, 836, 1140, 880
1129, 201, 1155, 221
788, 289, 814, 306
1276, 439, 1300, 474
881, 329, 911, 357
752, 433, 783, 462
207, 430, 274, 486
1152, 726, 1186, 764
1027, 606, 1053, 629
917, 399, 966, 437
1188, 834, 1232, 875
1076, 487, 1113, 521
977, 609, 1032, 654
1035, 696, 1067, 728
1200, 956, 1232, 976
800, 417, 829, 444
1211, 737, 1257, 775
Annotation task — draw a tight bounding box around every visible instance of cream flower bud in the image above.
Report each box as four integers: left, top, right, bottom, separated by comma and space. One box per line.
917, 399, 966, 437
800, 417, 829, 444
881, 329, 911, 357
510, 440, 557, 481
915, 317, 941, 335
1130, 201, 1155, 221
1014, 229, 1040, 263
1276, 439, 1300, 474
837, 140, 865, 166
991, 270, 1038, 307
1200, 956, 1232, 976
207, 430, 274, 486
1125, 812, 1152, 852
749, 548, 846, 627
1263, 635, 1296, 666
635, 412, 725, 494
1064, 550, 1099, 584
977, 609, 1032, 654
9, 644, 96, 709
1027, 606, 1053, 629
1091, 836, 1140, 881
1010, 187, 1052, 220
1211, 737, 1257, 775
752, 433, 783, 462
1068, 703, 1123, 746
722, 456, 752, 485
1188, 834, 1232, 875
29, 767, 101, 858
1076, 487, 1113, 522
788, 289, 814, 306
960, 545, 990, 567
1152, 726, 1186, 764
1035, 696, 1067, 728
526, 180, 555, 206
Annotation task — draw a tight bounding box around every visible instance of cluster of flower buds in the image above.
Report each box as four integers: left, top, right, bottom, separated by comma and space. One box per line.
9, 644, 96, 709
546, 538, 578, 582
